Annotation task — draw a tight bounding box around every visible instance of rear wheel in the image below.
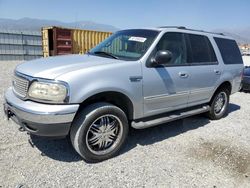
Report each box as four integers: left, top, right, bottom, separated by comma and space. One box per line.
70, 102, 129, 162
207, 88, 230, 120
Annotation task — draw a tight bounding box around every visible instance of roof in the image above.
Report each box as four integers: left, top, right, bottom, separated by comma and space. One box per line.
136, 26, 233, 39
158, 26, 224, 35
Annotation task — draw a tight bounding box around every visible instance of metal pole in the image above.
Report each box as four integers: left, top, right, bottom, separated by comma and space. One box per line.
21, 32, 25, 61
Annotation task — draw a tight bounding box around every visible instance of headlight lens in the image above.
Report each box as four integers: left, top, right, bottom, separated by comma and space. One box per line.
28, 81, 68, 103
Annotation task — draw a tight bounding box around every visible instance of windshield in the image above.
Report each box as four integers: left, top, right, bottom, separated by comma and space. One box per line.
89, 29, 159, 61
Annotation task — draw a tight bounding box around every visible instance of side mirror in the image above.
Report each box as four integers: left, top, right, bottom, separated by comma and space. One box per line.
151, 50, 172, 66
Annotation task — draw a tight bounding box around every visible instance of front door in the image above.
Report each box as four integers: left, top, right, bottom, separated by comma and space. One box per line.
142, 32, 190, 117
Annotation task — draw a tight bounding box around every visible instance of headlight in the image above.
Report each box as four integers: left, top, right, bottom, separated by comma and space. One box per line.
28, 81, 68, 103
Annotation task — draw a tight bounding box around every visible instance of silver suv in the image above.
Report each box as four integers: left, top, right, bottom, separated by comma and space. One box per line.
4, 26, 243, 162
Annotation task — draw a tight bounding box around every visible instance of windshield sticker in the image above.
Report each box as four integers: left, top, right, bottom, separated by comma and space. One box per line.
128, 37, 147, 43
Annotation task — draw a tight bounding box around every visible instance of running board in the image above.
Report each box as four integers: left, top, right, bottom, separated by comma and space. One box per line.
131, 105, 210, 129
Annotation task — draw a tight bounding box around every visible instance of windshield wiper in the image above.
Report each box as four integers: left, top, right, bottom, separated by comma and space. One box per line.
93, 51, 119, 59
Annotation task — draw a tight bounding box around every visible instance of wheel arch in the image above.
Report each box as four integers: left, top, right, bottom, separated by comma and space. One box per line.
210, 81, 232, 102
78, 91, 134, 120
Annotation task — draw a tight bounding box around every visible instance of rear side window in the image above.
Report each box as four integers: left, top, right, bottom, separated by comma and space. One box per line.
214, 37, 243, 64
187, 34, 217, 63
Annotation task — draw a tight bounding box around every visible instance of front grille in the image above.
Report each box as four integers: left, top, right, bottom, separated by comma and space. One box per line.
13, 74, 29, 98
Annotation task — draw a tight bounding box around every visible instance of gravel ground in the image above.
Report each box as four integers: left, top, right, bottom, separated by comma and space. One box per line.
0, 61, 249, 188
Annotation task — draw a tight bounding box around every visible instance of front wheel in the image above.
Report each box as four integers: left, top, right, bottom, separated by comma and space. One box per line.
70, 102, 129, 162
207, 88, 230, 120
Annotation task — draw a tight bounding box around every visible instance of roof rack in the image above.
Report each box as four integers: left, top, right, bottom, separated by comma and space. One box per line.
158, 26, 224, 36
158, 26, 186, 29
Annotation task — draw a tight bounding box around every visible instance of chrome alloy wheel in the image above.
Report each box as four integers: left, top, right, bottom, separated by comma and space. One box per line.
214, 92, 227, 115
86, 114, 123, 155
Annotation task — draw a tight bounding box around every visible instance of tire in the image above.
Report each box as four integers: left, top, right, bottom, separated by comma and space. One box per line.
70, 102, 129, 162
207, 88, 230, 120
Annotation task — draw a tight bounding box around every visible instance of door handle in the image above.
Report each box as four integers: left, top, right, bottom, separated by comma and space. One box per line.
179, 72, 189, 78
214, 70, 221, 75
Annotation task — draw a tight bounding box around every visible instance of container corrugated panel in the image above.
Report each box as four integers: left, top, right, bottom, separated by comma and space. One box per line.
72, 29, 112, 54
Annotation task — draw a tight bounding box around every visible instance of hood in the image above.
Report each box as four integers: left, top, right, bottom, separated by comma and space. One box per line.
15, 54, 119, 79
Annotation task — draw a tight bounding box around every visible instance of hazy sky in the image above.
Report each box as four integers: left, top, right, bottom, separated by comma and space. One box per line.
0, 0, 249, 30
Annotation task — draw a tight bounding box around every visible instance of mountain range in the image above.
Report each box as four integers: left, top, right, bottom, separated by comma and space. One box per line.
0, 17, 119, 32
0, 18, 249, 44
213, 28, 250, 44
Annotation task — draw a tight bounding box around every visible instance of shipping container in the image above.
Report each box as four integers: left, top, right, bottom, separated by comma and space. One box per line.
42, 26, 112, 57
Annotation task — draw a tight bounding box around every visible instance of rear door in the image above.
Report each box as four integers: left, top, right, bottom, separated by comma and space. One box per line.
214, 37, 244, 93
185, 33, 221, 106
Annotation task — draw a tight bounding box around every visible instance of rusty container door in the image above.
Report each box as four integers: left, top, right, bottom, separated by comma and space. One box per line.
53, 27, 72, 56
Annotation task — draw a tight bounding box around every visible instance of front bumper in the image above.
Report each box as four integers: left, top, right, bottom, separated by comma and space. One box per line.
4, 88, 79, 137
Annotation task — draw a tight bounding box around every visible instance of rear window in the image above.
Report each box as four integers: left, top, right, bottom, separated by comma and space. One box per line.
214, 37, 243, 64
187, 34, 217, 63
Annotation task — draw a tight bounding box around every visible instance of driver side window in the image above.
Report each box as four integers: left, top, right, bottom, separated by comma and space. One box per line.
155, 32, 187, 65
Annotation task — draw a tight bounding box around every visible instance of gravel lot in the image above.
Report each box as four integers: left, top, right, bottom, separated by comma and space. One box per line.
0, 61, 249, 188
